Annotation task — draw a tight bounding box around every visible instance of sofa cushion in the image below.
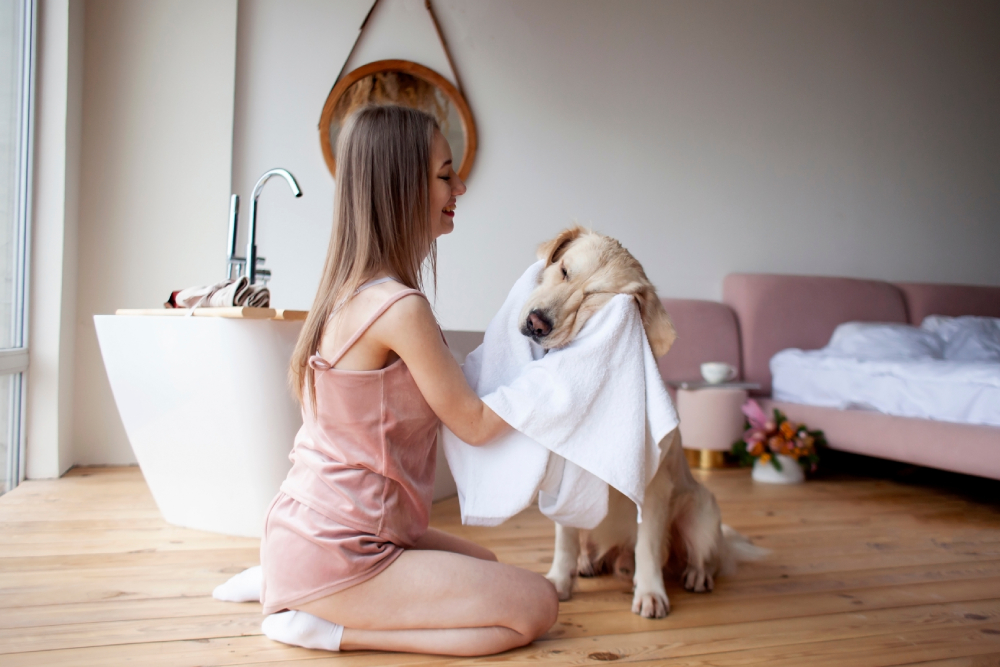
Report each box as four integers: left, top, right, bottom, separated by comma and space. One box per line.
657, 298, 741, 386
723, 274, 908, 395
896, 282, 1000, 324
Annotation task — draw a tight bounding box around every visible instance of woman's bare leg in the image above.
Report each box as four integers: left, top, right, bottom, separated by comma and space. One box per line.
411, 527, 497, 561
298, 549, 558, 656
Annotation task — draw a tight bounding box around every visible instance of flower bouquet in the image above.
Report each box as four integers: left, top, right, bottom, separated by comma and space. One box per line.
731, 399, 823, 483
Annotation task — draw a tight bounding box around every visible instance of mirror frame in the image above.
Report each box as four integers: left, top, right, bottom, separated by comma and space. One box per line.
319, 59, 478, 181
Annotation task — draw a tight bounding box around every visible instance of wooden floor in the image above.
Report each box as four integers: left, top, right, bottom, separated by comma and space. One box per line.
2, 466, 1000, 666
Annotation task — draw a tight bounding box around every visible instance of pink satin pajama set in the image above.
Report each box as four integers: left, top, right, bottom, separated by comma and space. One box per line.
260, 287, 440, 615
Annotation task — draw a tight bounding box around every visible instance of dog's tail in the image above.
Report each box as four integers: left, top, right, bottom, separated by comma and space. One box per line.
719, 524, 770, 576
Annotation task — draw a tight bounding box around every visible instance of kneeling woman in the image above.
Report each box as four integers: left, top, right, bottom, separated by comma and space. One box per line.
260, 105, 558, 656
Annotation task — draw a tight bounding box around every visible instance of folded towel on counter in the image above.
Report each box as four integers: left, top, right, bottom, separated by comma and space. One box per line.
166, 276, 270, 309
441, 262, 679, 529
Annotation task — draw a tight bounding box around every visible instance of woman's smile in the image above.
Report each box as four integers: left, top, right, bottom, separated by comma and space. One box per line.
429, 130, 466, 238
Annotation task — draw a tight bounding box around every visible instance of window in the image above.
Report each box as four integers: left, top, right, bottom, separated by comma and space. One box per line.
0, 0, 33, 494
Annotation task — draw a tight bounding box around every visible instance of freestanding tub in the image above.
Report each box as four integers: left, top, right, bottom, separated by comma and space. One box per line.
95, 314, 304, 537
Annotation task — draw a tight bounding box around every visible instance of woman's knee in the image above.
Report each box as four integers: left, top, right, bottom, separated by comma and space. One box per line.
520, 574, 560, 639
539, 577, 560, 633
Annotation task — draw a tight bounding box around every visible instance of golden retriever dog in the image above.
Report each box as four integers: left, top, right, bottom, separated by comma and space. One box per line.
521, 226, 764, 618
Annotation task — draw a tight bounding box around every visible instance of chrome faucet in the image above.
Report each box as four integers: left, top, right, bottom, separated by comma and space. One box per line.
226, 168, 303, 284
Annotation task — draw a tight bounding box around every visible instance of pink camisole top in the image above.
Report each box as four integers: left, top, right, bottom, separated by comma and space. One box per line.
278, 286, 440, 548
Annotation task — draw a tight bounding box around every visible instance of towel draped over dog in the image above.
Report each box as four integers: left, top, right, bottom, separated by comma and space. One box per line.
442, 262, 679, 529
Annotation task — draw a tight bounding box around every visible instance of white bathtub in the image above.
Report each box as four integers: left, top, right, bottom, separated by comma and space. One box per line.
95, 315, 304, 537
96, 316, 475, 538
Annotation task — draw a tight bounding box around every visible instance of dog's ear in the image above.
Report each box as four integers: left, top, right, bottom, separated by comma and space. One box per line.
537, 226, 585, 265
623, 282, 677, 358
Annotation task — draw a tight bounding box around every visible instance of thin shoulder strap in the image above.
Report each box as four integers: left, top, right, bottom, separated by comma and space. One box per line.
326, 276, 397, 322
312, 288, 426, 370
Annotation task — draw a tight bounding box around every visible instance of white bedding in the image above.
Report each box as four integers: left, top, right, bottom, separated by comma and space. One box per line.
771, 350, 1000, 427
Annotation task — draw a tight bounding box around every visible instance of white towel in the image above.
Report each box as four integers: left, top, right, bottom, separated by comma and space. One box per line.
168, 276, 270, 309
442, 262, 679, 529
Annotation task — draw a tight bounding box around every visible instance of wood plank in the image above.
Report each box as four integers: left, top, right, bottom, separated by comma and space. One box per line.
110, 308, 308, 321
115, 307, 277, 319
5, 600, 998, 666
550, 579, 1000, 638
2, 463, 998, 666
0, 596, 260, 630
273, 310, 308, 321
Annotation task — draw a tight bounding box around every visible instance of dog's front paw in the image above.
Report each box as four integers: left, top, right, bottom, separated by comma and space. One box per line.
631, 589, 670, 618
545, 571, 575, 601
682, 565, 715, 593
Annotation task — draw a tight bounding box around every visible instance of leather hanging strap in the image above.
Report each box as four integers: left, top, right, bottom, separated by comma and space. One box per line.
333, 0, 465, 94
424, 0, 465, 95
333, 0, 381, 85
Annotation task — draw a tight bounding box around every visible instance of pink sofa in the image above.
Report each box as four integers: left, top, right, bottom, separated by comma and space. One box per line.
658, 275, 1000, 481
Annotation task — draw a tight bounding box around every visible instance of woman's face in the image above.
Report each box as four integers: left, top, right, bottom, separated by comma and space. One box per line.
429, 130, 466, 239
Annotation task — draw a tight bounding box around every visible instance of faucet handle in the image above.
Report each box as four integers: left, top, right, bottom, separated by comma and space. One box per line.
227, 258, 246, 281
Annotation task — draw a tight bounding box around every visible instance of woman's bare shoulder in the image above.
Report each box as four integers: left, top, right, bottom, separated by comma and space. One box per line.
340, 279, 424, 320
371, 284, 435, 332
319, 280, 428, 360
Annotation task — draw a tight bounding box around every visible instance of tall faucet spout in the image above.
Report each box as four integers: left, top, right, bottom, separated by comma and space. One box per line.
246, 168, 303, 285
252, 168, 302, 201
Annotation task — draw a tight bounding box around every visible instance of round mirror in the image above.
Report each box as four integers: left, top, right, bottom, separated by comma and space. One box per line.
319, 59, 477, 181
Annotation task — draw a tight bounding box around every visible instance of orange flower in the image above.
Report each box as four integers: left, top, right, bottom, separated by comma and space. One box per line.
768, 436, 785, 452
749, 442, 764, 456
759, 453, 771, 464
780, 421, 798, 439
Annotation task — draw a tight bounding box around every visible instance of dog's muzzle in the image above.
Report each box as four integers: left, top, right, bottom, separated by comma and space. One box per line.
522, 309, 553, 340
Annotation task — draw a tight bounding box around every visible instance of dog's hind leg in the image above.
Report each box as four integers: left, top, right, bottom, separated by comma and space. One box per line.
546, 523, 580, 601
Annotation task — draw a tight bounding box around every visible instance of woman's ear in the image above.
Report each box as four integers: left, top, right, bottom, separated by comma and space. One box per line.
629, 286, 677, 358
537, 226, 585, 265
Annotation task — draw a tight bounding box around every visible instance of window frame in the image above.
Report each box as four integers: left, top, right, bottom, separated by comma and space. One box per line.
4, 0, 36, 491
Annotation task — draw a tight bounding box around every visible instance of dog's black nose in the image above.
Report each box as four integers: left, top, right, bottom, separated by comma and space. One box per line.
526, 310, 552, 338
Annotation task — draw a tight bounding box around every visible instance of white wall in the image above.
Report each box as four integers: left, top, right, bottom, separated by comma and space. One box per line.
68, 0, 238, 466
26, 0, 83, 478
232, 0, 1000, 333
29, 0, 1000, 467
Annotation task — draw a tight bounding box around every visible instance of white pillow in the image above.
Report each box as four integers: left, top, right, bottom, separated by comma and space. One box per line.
826, 321, 944, 360
920, 315, 1000, 362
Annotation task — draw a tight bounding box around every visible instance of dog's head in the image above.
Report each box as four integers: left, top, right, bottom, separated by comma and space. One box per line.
518, 226, 677, 357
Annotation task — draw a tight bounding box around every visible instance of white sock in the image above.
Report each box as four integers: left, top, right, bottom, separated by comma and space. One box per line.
262, 610, 345, 651
212, 565, 262, 603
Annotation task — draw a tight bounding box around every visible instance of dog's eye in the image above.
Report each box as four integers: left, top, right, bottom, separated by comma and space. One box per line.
561, 267, 569, 280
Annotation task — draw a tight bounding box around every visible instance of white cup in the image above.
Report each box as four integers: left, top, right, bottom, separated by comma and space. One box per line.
701, 362, 737, 384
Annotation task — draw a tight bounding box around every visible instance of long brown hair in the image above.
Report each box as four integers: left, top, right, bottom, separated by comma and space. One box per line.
291, 105, 439, 407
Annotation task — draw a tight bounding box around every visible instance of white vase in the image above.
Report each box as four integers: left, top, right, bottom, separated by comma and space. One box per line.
752, 455, 805, 484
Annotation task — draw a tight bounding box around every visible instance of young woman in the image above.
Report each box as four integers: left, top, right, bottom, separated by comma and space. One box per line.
260, 105, 559, 656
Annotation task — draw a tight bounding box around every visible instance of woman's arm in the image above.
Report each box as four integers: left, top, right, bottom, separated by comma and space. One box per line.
370, 294, 511, 446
